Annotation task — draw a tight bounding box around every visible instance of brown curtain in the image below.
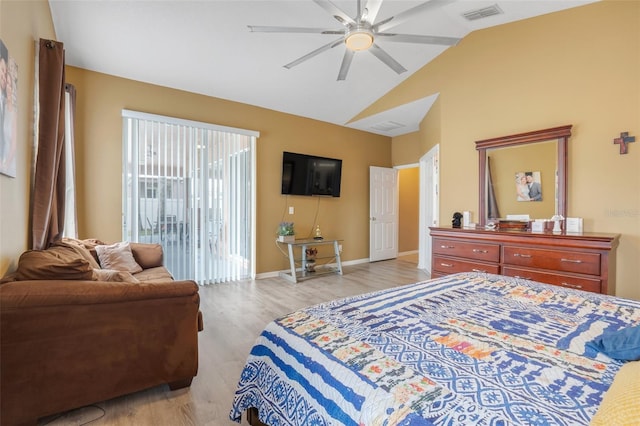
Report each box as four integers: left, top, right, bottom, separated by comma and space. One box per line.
32, 39, 66, 250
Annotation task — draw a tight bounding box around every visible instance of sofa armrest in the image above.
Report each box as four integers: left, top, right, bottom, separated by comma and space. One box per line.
130, 242, 164, 269
1, 278, 200, 426
0, 279, 198, 309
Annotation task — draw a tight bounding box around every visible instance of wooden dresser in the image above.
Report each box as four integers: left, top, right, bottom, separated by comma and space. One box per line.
429, 227, 620, 295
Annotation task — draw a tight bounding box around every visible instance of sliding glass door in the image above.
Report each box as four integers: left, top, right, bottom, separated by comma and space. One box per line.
122, 110, 257, 284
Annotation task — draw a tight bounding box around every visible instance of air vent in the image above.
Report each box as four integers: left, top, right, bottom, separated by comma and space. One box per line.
369, 121, 405, 132
462, 4, 504, 21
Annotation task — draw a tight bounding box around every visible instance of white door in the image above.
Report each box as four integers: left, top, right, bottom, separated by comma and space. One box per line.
418, 145, 439, 272
370, 166, 399, 262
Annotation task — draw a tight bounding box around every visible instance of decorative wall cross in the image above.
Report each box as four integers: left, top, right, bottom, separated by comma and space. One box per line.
613, 132, 635, 154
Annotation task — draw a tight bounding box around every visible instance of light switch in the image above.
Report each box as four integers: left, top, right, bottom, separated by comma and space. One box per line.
289, 206, 294, 214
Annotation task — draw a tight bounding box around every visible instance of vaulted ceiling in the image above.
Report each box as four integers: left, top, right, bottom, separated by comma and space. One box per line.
49, 0, 597, 136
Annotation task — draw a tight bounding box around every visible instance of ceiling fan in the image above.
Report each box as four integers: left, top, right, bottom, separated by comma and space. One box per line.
248, 0, 460, 81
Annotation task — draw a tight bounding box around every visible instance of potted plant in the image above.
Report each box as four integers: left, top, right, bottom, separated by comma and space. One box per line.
277, 222, 295, 243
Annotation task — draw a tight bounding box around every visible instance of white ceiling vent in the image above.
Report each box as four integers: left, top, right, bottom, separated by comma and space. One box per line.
369, 121, 406, 133
462, 4, 504, 21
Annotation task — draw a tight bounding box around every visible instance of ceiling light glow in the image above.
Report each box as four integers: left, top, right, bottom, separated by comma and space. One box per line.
345, 30, 373, 51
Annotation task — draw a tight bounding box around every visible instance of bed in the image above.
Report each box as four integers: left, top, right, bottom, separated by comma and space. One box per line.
230, 272, 640, 425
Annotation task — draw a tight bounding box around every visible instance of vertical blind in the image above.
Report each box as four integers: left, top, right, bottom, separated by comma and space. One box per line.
122, 110, 258, 284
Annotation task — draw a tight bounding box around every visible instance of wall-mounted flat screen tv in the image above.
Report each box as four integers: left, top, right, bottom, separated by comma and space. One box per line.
281, 151, 342, 197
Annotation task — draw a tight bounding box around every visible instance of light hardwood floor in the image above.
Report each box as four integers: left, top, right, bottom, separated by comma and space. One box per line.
41, 255, 429, 426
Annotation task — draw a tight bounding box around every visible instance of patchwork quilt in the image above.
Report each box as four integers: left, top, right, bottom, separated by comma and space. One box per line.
230, 272, 640, 425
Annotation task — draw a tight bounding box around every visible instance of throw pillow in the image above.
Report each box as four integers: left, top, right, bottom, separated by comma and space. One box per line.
16, 245, 94, 281
590, 361, 640, 425
586, 324, 640, 361
55, 239, 101, 269
94, 242, 143, 273
77, 238, 106, 265
130, 242, 164, 269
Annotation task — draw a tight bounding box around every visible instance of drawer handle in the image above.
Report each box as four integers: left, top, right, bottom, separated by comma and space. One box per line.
514, 275, 532, 280
472, 249, 488, 254
471, 268, 487, 273
513, 253, 532, 258
561, 282, 583, 289
561, 258, 583, 264
440, 245, 455, 249
440, 262, 453, 267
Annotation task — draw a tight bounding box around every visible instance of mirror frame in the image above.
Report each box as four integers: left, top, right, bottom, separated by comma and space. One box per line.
476, 125, 572, 227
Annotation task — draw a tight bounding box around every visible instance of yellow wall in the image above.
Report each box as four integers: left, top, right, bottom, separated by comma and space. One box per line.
65, 67, 391, 274
0, 0, 57, 275
391, 97, 443, 165
365, 1, 639, 299
398, 167, 419, 253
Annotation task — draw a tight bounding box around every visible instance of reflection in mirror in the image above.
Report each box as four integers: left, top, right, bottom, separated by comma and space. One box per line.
488, 141, 557, 219
476, 125, 572, 227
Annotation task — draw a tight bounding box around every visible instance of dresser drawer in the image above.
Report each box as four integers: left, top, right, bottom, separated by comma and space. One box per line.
433, 238, 500, 262
502, 266, 602, 293
502, 246, 600, 276
433, 255, 500, 275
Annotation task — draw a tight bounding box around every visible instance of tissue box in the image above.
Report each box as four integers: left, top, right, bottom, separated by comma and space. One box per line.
531, 221, 546, 232
463, 211, 471, 227
565, 217, 583, 233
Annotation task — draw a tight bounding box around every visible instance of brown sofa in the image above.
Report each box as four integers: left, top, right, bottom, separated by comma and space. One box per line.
0, 239, 203, 426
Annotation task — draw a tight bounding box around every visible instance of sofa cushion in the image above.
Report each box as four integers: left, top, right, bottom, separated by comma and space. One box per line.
134, 266, 174, 283
16, 245, 94, 281
92, 269, 140, 283
95, 242, 143, 273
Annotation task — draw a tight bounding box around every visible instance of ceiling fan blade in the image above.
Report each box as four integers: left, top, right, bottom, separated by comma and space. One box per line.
312, 0, 356, 27
376, 33, 460, 46
374, 0, 456, 33
362, 0, 383, 24
337, 49, 355, 81
368, 44, 407, 74
284, 37, 345, 69
248, 25, 345, 35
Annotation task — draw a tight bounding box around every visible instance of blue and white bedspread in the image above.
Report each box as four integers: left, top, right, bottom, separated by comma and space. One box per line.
230, 272, 640, 425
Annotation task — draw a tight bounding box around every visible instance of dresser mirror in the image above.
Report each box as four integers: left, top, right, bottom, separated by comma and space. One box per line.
476, 125, 572, 227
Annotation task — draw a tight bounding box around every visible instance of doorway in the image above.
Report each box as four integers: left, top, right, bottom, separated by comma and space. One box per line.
369, 166, 399, 262
418, 144, 439, 273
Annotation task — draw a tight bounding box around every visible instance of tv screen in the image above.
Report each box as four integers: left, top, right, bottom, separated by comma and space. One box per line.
281, 151, 342, 197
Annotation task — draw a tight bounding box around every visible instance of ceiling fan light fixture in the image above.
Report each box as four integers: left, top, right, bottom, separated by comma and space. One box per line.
345, 29, 374, 51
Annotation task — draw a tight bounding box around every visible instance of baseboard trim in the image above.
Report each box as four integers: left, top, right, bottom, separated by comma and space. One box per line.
256, 257, 370, 280
255, 253, 419, 280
